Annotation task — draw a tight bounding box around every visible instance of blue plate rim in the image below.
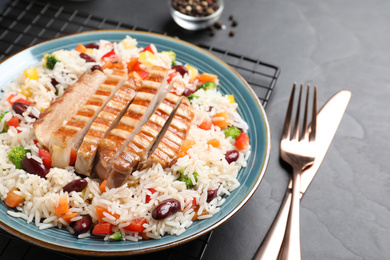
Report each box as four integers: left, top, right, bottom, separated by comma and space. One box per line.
0, 30, 271, 256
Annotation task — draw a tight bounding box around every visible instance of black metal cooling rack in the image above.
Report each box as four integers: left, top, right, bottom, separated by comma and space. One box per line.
0, 0, 280, 259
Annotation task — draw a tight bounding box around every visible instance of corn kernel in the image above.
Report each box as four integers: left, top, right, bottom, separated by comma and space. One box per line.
186, 64, 198, 81
19, 85, 33, 98
24, 68, 39, 80
227, 95, 235, 103
139, 51, 158, 66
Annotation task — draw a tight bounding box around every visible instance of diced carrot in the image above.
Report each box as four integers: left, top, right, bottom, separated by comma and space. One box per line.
179, 139, 195, 157
191, 205, 209, 221
92, 222, 113, 235
60, 212, 79, 224
113, 63, 124, 69
101, 61, 114, 70
95, 206, 120, 223
131, 61, 142, 72
198, 72, 218, 83
127, 58, 139, 72
69, 148, 77, 166
123, 218, 147, 233
207, 138, 220, 148
38, 148, 52, 169
212, 111, 230, 129
4, 188, 24, 208
198, 121, 213, 130
75, 43, 87, 53
145, 188, 156, 203
235, 132, 249, 151
55, 194, 69, 216
99, 180, 107, 193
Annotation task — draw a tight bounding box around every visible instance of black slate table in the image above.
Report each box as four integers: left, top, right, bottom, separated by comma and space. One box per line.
1, 0, 389, 259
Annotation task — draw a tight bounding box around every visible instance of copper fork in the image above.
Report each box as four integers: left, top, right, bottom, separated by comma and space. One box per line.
278, 83, 317, 260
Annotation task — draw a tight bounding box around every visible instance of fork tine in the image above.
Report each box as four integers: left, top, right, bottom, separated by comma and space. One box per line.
309, 86, 318, 141
301, 84, 310, 140
282, 83, 296, 140
292, 84, 303, 140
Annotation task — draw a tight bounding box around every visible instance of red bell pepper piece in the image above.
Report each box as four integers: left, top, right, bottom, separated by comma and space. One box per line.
145, 188, 157, 203
92, 222, 113, 235
101, 50, 117, 61
136, 70, 149, 80
7, 94, 30, 106
142, 45, 155, 54
7, 116, 19, 129
38, 148, 52, 169
123, 218, 147, 233
235, 132, 249, 150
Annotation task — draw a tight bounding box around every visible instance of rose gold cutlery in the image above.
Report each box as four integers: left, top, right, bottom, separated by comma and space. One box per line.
253, 87, 351, 260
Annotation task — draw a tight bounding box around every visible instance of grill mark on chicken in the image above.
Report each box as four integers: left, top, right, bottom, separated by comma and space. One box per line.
142, 97, 194, 169
50, 68, 127, 168
33, 70, 107, 149
75, 72, 143, 176
95, 67, 170, 180
107, 79, 186, 188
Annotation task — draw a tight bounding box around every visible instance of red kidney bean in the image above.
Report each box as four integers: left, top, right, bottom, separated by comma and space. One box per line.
12, 102, 38, 119
152, 199, 181, 220
21, 156, 48, 179
172, 65, 188, 76
91, 65, 102, 72
225, 150, 239, 164
79, 53, 96, 63
84, 43, 99, 49
207, 187, 219, 202
183, 88, 195, 97
63, 179, 88, 193
73, 215, 92, 234
50, 78, 59, 87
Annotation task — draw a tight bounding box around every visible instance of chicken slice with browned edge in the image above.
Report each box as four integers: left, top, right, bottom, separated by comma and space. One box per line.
95, 66, 170, 180
107, 79, 186, 188
75, 72, 142, 176
141, 96, 194, 169
33, 70, 107, 150
50, 68, 127, 168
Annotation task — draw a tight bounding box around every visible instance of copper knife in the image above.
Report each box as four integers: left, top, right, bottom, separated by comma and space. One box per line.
253, 90, 351, 260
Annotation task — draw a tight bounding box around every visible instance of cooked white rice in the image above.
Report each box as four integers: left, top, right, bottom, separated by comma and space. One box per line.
0, 36, 250, 241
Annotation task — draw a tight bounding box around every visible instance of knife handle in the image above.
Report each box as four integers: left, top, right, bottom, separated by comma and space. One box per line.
252, 186, 292, 260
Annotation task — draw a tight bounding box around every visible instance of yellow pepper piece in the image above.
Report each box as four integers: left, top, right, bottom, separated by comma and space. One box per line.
139, 51, 158, 65
122, 40, 136, 49
186, 64, 198, 81
19, 85, 33, 98
24, 68, 39, 80
227, 95, 235, 103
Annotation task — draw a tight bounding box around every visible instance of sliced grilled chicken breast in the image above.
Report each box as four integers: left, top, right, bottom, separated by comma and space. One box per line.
33, 70, 107, 149
50, 68, 127, 168
107, 79, 186, 188
95, 66, 170, 180
75, 72, 142, 176
142, 96, 194, 169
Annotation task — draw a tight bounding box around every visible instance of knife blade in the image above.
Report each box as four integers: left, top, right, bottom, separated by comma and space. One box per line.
253, 90, 351, 260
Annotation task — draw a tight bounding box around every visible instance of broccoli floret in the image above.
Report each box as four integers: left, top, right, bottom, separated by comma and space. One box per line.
0, 111, 9, 133
7, 146, 30, 169
177, 168, 199, 189
224, 126, 242, 139
109, 231, 123, 241
187, 93, 199, 101
197, 81, 217, 91
161, 50, 177, 66
45, 54, 59, 70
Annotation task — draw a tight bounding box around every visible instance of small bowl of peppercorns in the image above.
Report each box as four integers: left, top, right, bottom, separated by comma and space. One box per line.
169, 0, 224, 30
